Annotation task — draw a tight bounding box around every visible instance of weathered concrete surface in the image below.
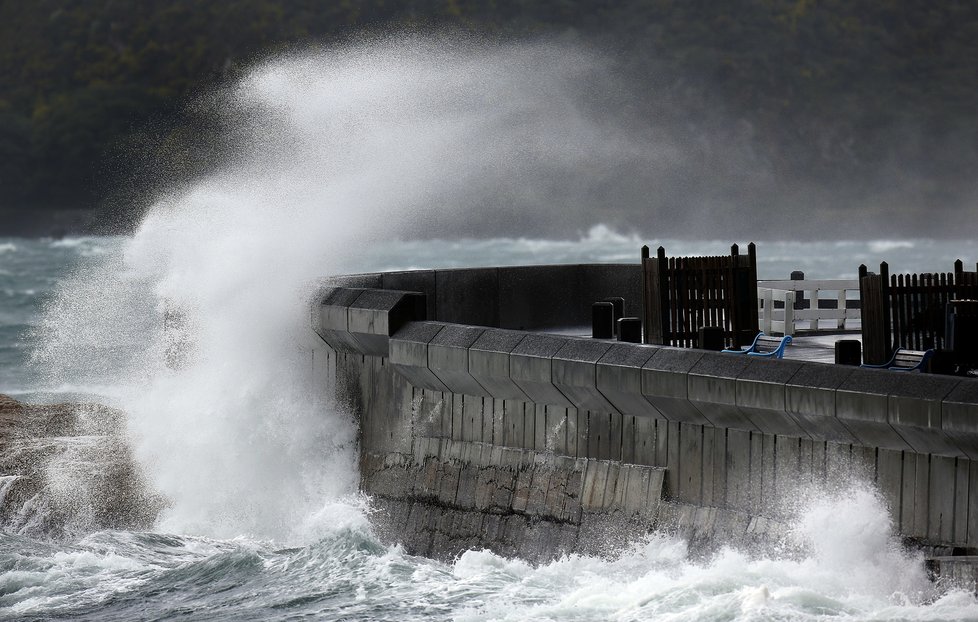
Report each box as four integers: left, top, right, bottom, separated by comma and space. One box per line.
315, 267, 978, 569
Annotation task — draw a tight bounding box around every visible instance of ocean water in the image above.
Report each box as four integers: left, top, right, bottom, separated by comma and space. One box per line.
3, 34, 978, 620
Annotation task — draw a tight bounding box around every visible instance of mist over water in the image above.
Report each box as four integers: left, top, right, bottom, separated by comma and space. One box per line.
7, 34, 978, 619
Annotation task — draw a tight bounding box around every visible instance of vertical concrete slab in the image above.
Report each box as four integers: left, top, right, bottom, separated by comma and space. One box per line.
785, 363, 859, 443
851, 445, 877, 481
749, 432, 764, 513
913, 453, 930, 538
954, 458, 970, 545
725, 428, 752, 512
760, 433, 776, 510
678, 422, 703, 505
348, 289, 427, 356
876, 449, 903, 524
901, 452, 917, 535
666, 420, 681, 500
710, 427, 728, 508
575, 408, 589, 459
609, 411, 623, 462
799, 438, 816, 484
775, 435, 800, 490
503, 399, 525, 448
633, 416, 656, 467
533, 404, 547, 452
462, 394, 482, 442
522, 402, 536, 451
621, 415, 636, 465
451, 394, 465, 441
547, 405, 568, 455
701, 426, 716, 506
588, 411, 612, 460
930, 455, 956, 543
970, 461, 978, 548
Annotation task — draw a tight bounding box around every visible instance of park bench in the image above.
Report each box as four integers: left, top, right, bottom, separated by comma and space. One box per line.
861, 348, 934, 372
722, 333, 792, 359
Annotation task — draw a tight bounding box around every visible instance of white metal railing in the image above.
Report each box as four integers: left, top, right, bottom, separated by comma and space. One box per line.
757, 279, 861, 336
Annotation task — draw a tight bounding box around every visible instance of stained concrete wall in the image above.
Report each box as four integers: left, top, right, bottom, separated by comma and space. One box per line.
312, 266, 978, 560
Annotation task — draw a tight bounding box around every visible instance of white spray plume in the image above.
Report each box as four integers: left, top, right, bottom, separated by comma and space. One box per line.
29, 34, 654, 542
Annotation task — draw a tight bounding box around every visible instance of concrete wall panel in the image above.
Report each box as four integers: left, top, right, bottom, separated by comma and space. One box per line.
510, 333, 574, 408
641, 348, 708, 424
552, 340, 617, 413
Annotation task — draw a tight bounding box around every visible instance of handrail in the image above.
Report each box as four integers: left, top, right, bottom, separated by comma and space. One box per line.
757, 279, 860, 336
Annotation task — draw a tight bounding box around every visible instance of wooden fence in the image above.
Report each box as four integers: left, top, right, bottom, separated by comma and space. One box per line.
642, 243, 758, 348
859, 260, 978, 364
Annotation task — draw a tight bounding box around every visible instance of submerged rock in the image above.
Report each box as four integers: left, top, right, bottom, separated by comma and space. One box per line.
0, 394, 165, 539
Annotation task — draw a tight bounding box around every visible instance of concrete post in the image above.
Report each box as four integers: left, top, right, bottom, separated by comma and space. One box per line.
592, 302, 615, 339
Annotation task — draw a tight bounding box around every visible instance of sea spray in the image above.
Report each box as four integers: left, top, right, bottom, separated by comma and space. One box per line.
28, 35, 653, 542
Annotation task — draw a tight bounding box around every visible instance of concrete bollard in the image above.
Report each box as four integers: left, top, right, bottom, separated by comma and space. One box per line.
617, 317, 641, 343
698, 326, 725, 351
835, 339, 861, 365
601, 297, 625, 335
592, 302, 615, 339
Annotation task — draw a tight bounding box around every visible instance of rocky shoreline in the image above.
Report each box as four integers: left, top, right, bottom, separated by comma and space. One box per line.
0, 394, 163, 539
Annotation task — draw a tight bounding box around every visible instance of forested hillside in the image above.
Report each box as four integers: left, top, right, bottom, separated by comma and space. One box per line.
1, 0, 977, 234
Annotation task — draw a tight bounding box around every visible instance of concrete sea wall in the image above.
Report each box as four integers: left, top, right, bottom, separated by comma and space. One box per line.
310, 265, 978, 567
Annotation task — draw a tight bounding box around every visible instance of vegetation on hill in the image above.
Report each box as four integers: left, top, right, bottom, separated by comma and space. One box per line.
1, 0, 976, 234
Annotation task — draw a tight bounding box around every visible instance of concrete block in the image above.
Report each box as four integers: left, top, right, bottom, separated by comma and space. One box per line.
435, 268, 500, 326
687, 352, 756, 431
552, 340, 618, 413
468, 329, 531, 401
428, 324, 490, 396
510, 333, 574, 408
382, 270, 437, 320
641, 348, 709, 424
836, 368, 912, 451
596, 343, 660, 418
942, 379, 978, 459
498, 264, 583, 330
348, 289, 427, 356
887, 374, 962, 457
735, 358, 808, 438
389, 323, 451, 394
314, 287, 365, 352
785, 363, 859, 442
582, 460, 610, 510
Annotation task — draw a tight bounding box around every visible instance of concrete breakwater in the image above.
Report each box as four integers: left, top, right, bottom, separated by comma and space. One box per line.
310, 264, 978, 587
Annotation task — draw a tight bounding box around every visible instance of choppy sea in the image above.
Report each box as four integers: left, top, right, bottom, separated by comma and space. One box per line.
2, 233, 978, 621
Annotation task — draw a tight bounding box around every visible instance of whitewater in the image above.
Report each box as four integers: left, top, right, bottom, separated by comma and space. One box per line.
2, 35, 978, 620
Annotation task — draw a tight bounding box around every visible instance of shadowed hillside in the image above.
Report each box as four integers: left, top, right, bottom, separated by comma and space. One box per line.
1, 0, 976, 237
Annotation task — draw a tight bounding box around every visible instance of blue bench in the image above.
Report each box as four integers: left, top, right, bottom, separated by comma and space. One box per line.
861, 348, 934, 372
722, 333, 792, 359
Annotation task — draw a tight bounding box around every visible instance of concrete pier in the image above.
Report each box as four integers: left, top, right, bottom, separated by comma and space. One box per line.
310, 264, 978, 578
